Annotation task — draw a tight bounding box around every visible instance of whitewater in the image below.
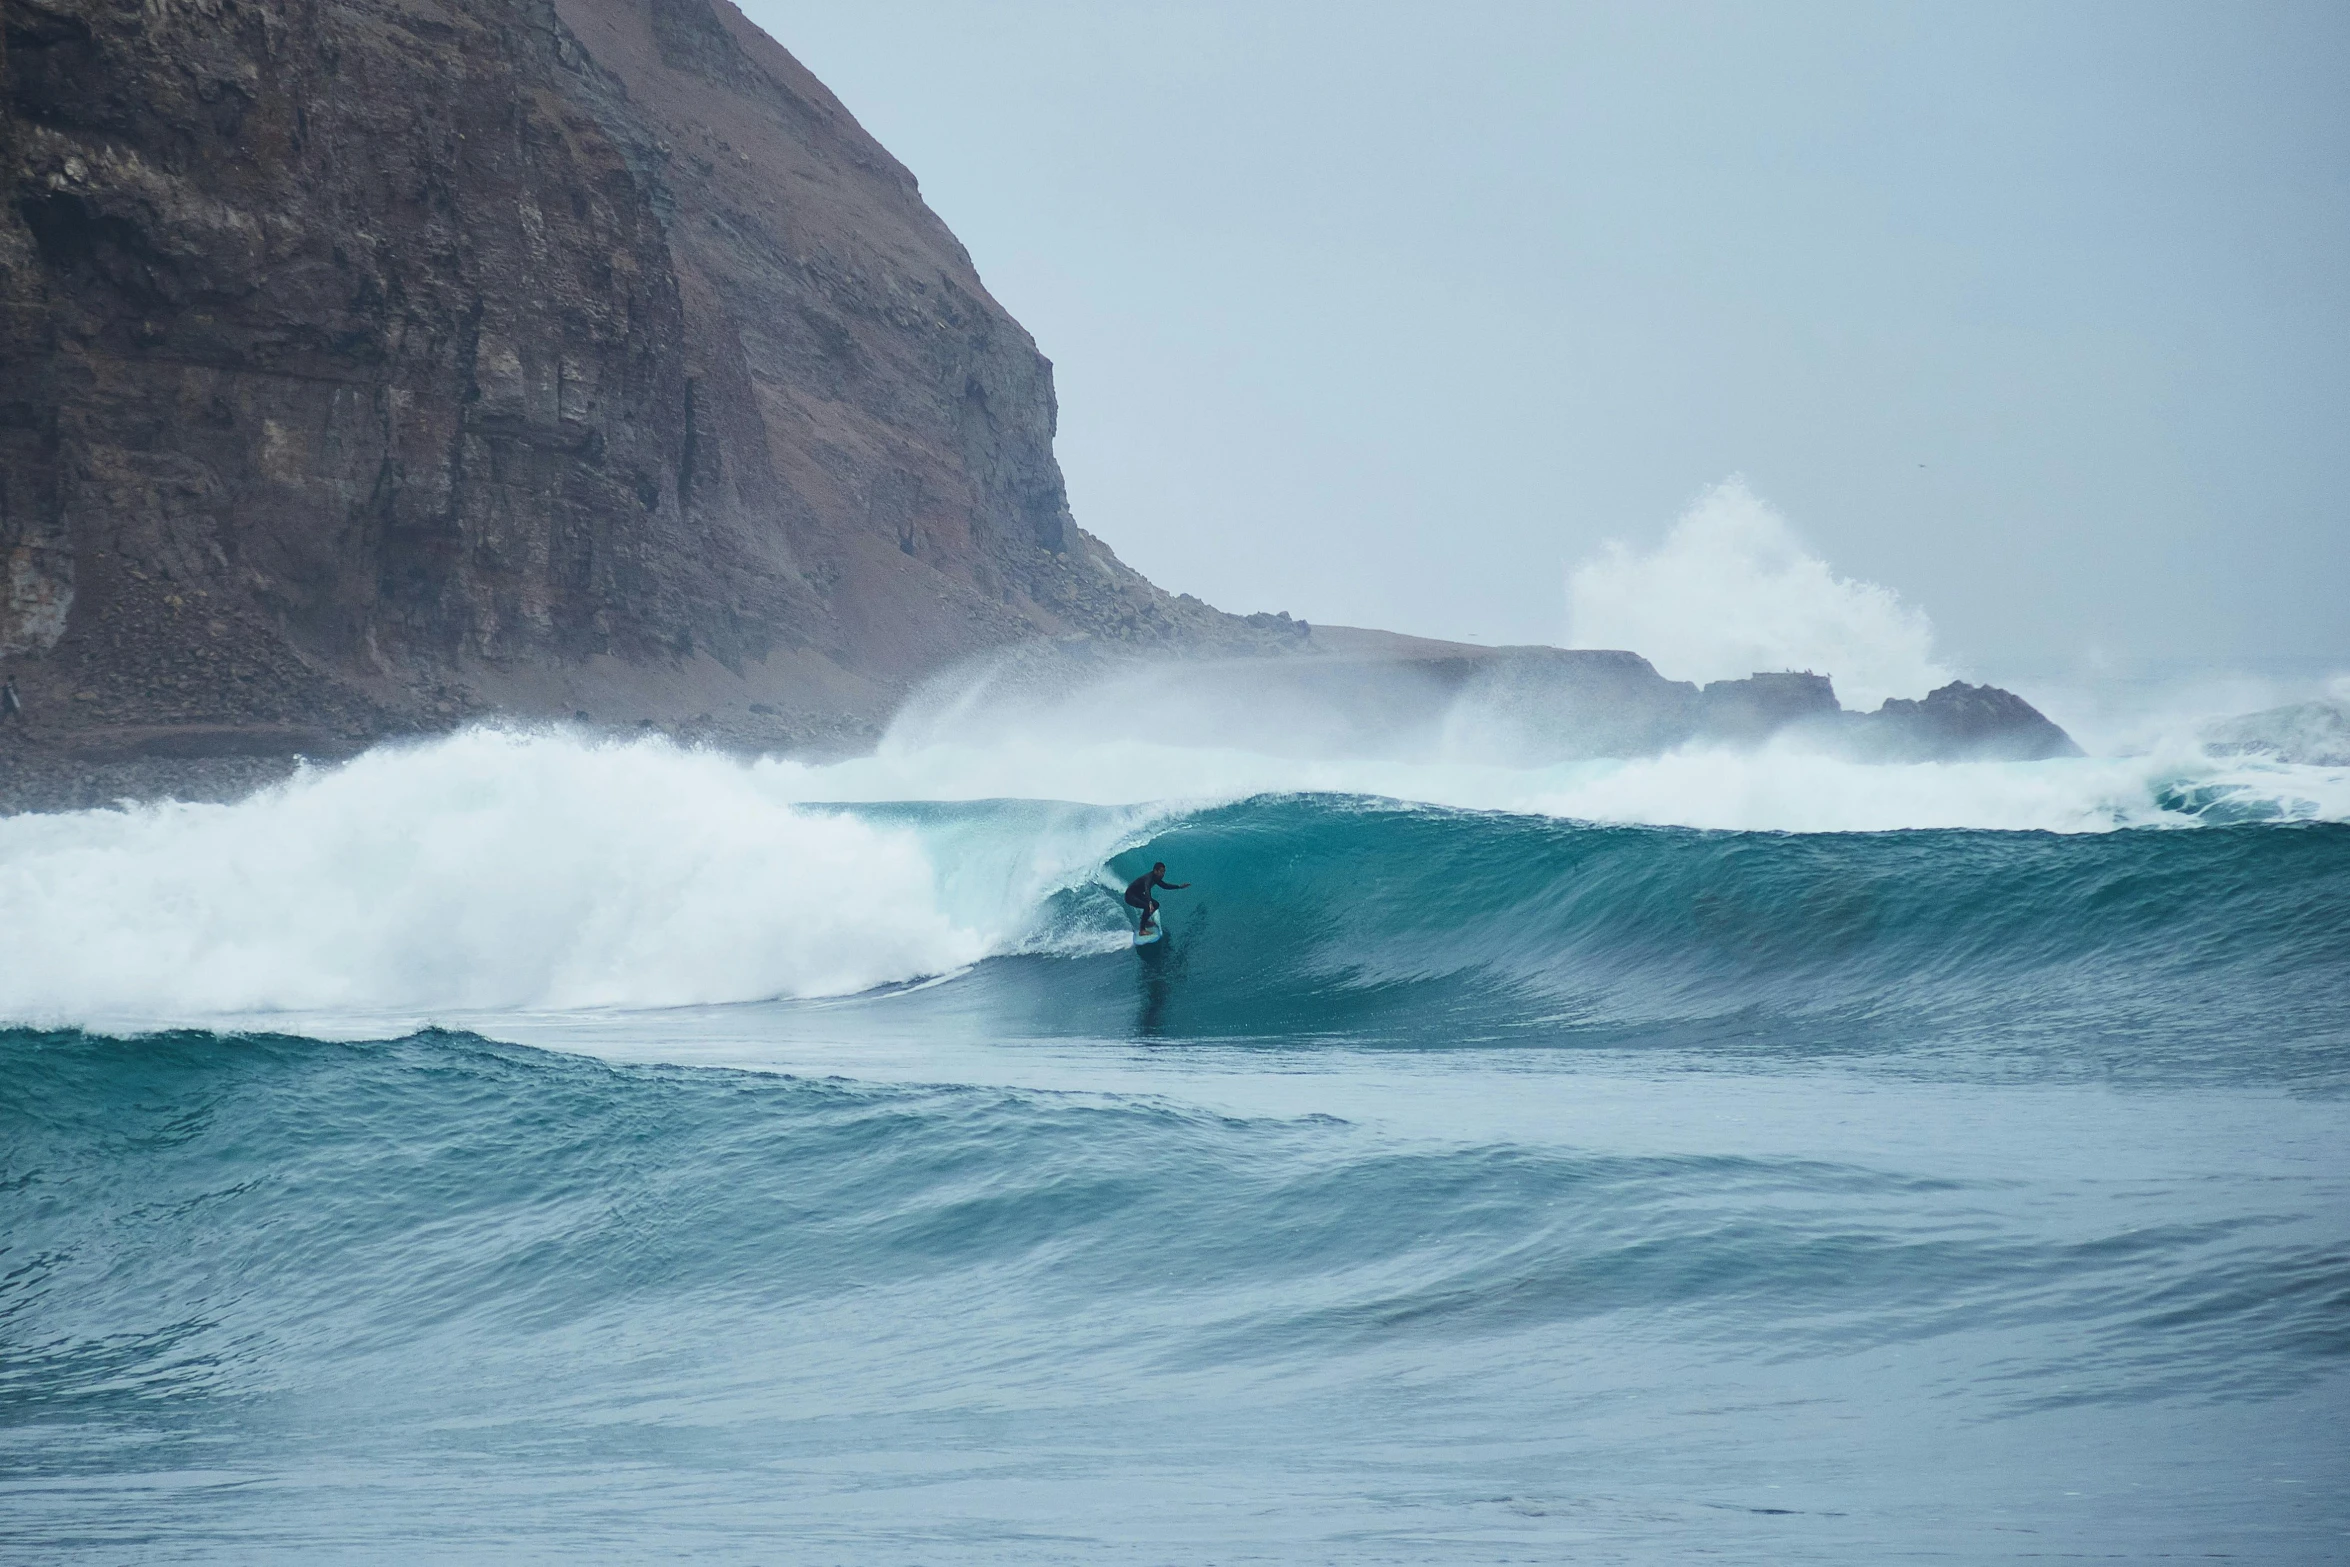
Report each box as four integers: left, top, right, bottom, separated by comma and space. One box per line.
5, 668, 2348, 1561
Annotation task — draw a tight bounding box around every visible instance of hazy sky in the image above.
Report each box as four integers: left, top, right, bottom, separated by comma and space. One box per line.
753, 1, 2347, 681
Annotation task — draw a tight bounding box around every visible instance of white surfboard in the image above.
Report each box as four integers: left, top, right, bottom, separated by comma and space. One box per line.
1133, 922, 1164, 947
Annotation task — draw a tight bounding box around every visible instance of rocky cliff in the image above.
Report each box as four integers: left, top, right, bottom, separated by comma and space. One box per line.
1, 0, 1286, 784
0, 0, 2076, 811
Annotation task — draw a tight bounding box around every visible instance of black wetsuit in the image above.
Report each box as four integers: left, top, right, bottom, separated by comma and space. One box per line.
1125, 869, 1171, 928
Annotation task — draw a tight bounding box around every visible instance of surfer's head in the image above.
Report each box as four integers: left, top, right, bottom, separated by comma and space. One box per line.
1153, 862, 1166, 874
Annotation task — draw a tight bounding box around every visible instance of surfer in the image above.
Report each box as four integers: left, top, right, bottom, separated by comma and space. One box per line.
1123, 862, 1190, 937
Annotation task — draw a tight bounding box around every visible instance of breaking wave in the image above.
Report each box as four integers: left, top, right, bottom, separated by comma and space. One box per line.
0, 726, 2342, 1032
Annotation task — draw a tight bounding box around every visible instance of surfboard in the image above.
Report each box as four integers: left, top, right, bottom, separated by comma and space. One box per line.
1133, 922, 1164, 947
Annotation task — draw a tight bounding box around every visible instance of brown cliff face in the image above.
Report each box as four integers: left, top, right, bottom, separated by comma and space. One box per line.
0, 0, 1275, 767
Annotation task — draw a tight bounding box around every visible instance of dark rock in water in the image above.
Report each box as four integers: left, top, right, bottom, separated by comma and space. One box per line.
896, 627, 2083, 769
1408, 648, 2077, 764
1695, 671, 1840, 745
1441, 659, 1863, 761
1448, 647, 1711, 760
1839, 681, 2086, 762
0, 0, 1289, 787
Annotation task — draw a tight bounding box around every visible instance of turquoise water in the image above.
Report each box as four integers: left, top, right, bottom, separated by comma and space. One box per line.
3, 739, 2347, 1562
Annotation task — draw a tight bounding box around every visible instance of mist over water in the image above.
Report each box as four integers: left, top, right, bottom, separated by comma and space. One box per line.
4, 547, 2347, 1561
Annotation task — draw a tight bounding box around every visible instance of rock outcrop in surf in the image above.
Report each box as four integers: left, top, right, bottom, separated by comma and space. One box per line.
891, 630, 2083, 767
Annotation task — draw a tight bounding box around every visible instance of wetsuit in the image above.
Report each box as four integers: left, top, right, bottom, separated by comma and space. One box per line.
1124, 869, 1170, 930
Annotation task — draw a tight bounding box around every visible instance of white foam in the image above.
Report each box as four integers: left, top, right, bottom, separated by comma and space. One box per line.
0, 731, 1038, 1023
1568, 478, 1951, 709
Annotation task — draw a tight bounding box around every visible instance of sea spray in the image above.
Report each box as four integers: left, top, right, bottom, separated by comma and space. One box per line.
1567, 477, 1951, 709
0, 731, 1002, 1019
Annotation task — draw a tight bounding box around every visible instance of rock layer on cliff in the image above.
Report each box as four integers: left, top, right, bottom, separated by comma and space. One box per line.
0, 0, 1285, 765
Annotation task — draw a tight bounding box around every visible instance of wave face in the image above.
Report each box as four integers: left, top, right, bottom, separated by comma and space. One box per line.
5, 1025, 2345, 1563
4, 728, 2347, 1561
1009, 800, 2350, 1074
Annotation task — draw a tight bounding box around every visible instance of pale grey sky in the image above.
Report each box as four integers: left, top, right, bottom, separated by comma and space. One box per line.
752, 1, 2347, 679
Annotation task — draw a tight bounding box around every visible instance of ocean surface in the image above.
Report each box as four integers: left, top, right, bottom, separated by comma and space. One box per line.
4, 720, 2347, 1563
